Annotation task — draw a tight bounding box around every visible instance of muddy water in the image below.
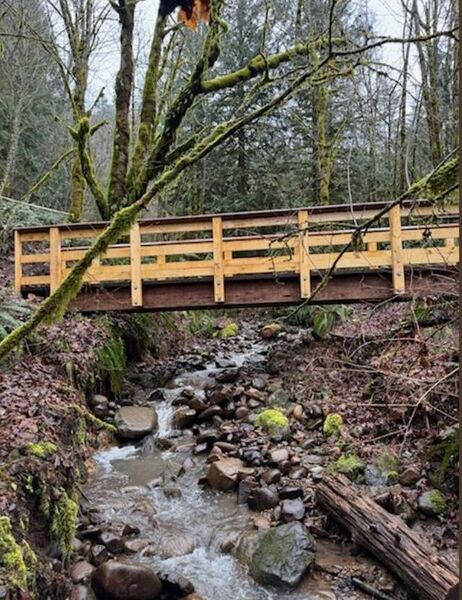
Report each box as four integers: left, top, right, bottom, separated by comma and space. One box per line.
85, 336, 361, 600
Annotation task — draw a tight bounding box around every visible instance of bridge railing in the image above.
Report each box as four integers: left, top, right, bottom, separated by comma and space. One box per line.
14, 200, 459, 306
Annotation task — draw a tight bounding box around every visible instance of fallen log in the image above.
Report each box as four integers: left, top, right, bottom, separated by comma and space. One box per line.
316, 474, 459, 600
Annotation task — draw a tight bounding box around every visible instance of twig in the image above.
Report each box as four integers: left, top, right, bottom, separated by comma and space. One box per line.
351, 577, 398, 600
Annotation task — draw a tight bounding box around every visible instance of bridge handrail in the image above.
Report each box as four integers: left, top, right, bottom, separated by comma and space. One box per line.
14, 200, 459, 306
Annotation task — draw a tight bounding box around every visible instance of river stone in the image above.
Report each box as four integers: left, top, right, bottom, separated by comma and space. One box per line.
91, 561, 162, 600
280, 499, 305, 522
148, 525, 195, 559
249, 522, 315, 588
172, 407, 197, 428
114, 407, 158, 440
71, 561, 95, 584
70, 586, 97, 600
270, 448, 289, 464
248, 487, 279, 511
206, 458, 253, 491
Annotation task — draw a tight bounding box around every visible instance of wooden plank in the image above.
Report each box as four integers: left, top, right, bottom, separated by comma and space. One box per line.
21, 275, 51, 285
390, 204, 405, 294
298, 210, 310, 298
20, 253, 51, 264
14, 231, 22, 292
130, 222, 143, 307
212, 217, 224, 302
49, 227, 62, 292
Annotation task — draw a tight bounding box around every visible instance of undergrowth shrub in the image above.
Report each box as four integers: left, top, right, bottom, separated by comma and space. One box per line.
287, 304, 351, 338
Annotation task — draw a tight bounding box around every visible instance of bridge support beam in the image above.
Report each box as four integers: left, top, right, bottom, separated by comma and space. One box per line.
298, 210, 311, 298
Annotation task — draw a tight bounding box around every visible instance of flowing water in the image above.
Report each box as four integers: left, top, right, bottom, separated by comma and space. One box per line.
85, 334, 362, 600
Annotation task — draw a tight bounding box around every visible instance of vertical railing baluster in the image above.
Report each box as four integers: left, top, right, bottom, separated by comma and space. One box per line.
49, 227, 62, 293
213, 216, 224, 303
14, 230, 22, 293
298, 210, 310, 298
130, 222, 143, 307
390, 204, 405, 294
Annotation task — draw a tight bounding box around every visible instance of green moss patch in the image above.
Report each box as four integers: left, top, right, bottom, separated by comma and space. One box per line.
51, 491, 78, 557
0, 516, 36, 590
323, 413, 343, 438
255, 409, 289, 438
332, 453, 365, 479
27, 441, 57, 459
218, 322, 239, 338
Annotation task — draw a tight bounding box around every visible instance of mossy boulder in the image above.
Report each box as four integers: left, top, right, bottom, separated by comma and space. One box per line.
244, 522, 316, 588
255, 409, 289, 439
332, 454, 365, 480
417, 490, 446, 517
51, 491, 78, 556
322, 413, 343, 438
218, 322, 239, 338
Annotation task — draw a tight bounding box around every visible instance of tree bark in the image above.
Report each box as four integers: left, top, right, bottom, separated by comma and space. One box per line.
0, 94, 24, 197
316, 474, 459, 600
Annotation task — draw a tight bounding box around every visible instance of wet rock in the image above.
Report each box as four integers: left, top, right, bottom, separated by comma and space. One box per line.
148, 526, 195, 558
99, 532, 124, 555
216, 368, 240, 383
289, 467, 307, 480
252, 377, 267, 391
146, 389, 166, 402
270, 448, 289, 464
163, 485, 182, 499
206, 457, 253, 491
80, 526, 103, 540
279, 486, 303, 500
261, 323, 282, 339
213, 441, 236, 453
172, 408, 197, 429
158, 572, 195, 597
114, 406, 158, 440
123, 539, 150, 554
238, 478, 257, 505
310, 466, 324, 482
198, 405, 223, 421
122, 522, 143, 535
248, 487, 279, 511
91, 561, 162, 600
215, 357, 237, 368
399, 465, 421, 486
238, 522, 315, 588
187, 396, 207, 412
71, 561, 95, 584
279, 460, 292, 475
89, 544, 109, 566
235, 406, 249, 420
281, 498, 305, 522
241, 448, 263, 466
92, 396, 109, 418
365, 464, 398, 487
193, 442, 208, 454
292, 404, 304, 421
261, 469, 281, 485
417, 490, 446, 517
70, 586, 97, 600
267, 387, 291, 408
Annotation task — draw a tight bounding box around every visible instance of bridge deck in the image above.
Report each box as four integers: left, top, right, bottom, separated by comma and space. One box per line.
14, 200, 459, 312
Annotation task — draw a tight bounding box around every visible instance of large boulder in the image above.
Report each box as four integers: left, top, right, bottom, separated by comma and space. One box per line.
237, 522, 315, 588
114, 407, 158, 440
206, 458, 254, 491
91, 561, 162, 600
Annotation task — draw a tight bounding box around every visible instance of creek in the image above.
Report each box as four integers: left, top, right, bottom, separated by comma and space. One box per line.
84, 324, 371, 600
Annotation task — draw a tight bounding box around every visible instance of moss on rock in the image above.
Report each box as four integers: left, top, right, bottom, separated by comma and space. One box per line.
332, 453, 365, 479
323, 413, 343, 437
255, 409, 289, 438
218, 322, 239, 338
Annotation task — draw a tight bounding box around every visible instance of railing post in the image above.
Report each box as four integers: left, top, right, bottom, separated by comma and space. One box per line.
390, 204, 405, 294
14, 230, 22, 293
212, 216, 224, 303
49, 227, 62, 293
298, 210, 310, 298
130, 222, 143, 307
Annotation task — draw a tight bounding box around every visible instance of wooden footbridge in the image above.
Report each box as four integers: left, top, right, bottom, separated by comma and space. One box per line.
14, 199, 459, 312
